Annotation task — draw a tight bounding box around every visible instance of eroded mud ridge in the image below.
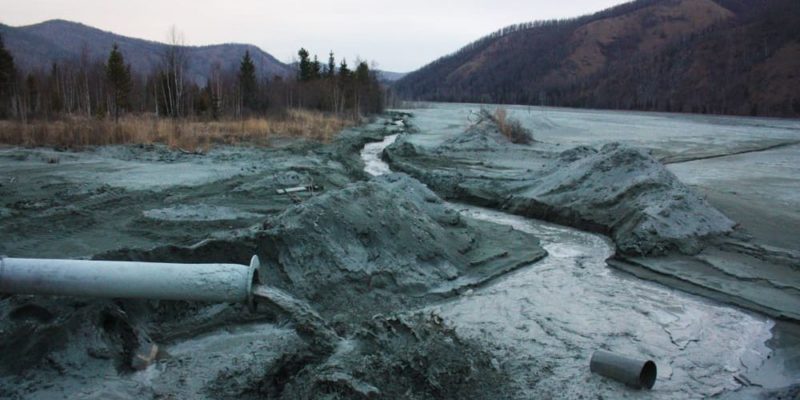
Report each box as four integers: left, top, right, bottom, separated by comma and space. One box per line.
385, 117, 734, 256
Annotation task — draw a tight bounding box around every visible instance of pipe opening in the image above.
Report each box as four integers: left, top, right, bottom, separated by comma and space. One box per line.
639, 360, 657, 389
251, 268, 260, 286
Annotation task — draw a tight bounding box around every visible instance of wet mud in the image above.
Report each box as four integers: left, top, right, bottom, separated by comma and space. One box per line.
368, 128, 798, 398
0, 113, 542, 399
0, 125, 386, 259
2, 106, 800, 398
383, 108, 800, 323
384, 117, 734, 256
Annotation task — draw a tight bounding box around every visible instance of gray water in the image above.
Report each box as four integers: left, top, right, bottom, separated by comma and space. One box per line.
361, 133, 776, 399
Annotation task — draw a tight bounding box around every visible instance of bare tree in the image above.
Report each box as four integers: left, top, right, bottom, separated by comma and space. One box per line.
160, 26, 187, 117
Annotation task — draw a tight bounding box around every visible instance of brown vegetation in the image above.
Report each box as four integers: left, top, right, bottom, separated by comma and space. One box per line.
494, 108, 534, 145
0, 27, 385, 152
396, 0, 800, 117
476, 108, 534, 144
0, 109, 352, 151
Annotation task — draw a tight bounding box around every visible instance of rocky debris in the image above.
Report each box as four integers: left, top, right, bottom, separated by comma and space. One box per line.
131, 342, 159, 370
438, 117, 513, 152
271, 314, 510, 400
207, 313, 509, 400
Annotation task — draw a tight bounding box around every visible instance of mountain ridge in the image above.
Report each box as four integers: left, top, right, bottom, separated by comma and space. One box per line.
0, 19, 293, 84
395, 0, 800, 117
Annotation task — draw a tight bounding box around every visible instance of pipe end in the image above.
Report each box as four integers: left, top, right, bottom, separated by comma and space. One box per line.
640, 360, 657, 390
246, 255, 261, 312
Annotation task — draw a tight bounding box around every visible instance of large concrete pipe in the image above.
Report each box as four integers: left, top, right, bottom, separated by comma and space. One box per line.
590, 350, 657, 389
0, 255, 260, 308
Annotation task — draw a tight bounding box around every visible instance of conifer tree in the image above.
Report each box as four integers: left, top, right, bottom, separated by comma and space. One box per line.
105, 43, 131, 121
0, 34, 17, 118
297, 48, 312, 82
312, 55, 321, 80
238, 50, 257, 111
338, 58, 351, 80
327, 51, 336, 79
355, 61, 370, 84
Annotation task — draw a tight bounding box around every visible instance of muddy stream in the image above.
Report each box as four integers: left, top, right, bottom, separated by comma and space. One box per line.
362, 134, 781, 398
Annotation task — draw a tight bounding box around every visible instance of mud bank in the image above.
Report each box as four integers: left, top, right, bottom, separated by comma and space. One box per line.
0, 122, 387, 259
384, 117, 734, 256
384, 109, 800, 334
367, 130, 798, 398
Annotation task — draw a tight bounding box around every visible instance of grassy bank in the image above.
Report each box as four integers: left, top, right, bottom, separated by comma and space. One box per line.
0, 109, 353, 151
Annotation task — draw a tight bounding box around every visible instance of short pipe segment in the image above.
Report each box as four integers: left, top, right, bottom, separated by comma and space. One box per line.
0, 255, 260, 307
590, 350, 657, 390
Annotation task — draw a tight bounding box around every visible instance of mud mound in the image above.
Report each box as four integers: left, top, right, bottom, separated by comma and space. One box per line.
111, 173, 545, 321
507, 143, 736, 255
438, 119, 514, 152
386, 133, 734, 256
210, 313, 510, 400
252, 173, 545, 319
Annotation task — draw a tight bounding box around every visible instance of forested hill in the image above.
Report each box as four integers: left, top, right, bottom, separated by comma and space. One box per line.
0, 20, 293, 84
394, 0, 800, 117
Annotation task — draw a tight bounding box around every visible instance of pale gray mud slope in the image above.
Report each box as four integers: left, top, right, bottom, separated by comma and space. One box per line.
382, 104, 800, 398
0, 114, 550, 399
385, 113, 735, 256
0, 122, 393, 258
668, 143, 800, 252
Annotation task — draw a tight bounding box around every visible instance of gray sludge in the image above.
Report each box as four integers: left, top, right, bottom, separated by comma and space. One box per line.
385, 113, 800, 322
378, 110, 800, 398
147, 173, 544, 398
0, 162, 545, 398
384, 118, 735, 257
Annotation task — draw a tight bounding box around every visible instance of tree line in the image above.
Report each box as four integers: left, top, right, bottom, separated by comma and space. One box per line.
0, 32, 385, 122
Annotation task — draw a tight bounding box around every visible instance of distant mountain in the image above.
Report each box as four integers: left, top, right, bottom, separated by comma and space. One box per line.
0, 19, 293, 84
376, 70, 407, 82
395, 0, 800, 117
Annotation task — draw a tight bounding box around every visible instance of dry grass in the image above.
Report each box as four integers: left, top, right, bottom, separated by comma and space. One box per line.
0, 109, 353, 151
484, 107, 534, 145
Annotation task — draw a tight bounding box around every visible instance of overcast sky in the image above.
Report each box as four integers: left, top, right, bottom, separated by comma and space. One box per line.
1, 0, 627, 72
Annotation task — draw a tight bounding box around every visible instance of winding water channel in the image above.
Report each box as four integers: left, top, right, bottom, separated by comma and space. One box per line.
361, 133, 776, 398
